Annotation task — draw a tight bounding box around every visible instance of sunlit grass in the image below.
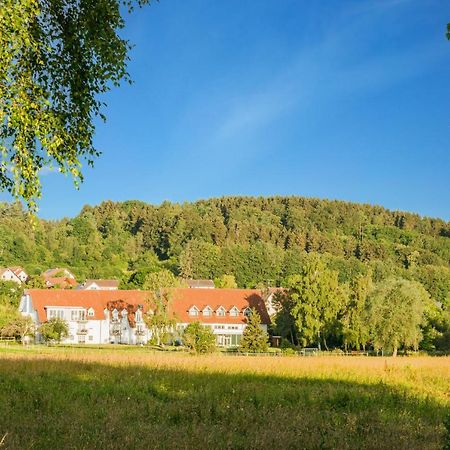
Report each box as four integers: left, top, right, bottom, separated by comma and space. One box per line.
0, 346, 449, 449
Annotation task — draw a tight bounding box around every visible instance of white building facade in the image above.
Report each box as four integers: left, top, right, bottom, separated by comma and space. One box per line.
19, 288, 272, 347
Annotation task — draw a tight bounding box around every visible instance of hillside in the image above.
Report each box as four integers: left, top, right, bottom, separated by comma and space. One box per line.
1, 196, 450, 304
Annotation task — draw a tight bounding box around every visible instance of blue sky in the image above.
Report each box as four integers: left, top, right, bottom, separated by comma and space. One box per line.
4, 0, 450, 220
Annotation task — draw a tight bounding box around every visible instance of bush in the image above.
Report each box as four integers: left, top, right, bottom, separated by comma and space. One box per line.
39, 318, 68, 344
183, 322, 216, 354
282, 347, 297, 356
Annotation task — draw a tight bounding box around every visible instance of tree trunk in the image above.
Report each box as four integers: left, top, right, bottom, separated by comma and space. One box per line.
323, 336, 329, 351
392, 346, 398, 357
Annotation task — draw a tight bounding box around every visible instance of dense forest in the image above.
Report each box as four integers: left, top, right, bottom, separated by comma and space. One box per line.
1, 196, 450, 351
2, 196, 450, 297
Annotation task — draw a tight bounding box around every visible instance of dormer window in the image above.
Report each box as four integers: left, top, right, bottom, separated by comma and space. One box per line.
87, 307, 95, 317
188, 306, 199, 317
121, 309, 128, 317
229, 306, 239, 317
135, 310, 142, 323
216, 306, 226, 317
202, 306, 213, 317
112, 308, 119, 321
243, 307, 252, 318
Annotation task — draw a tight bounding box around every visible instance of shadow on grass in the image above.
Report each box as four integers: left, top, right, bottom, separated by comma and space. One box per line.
0, 357, 448, 450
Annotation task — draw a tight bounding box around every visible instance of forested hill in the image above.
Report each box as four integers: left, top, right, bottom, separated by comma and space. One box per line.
1, 196, 450, 302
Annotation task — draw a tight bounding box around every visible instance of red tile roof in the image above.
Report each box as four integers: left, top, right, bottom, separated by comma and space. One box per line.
167, 288, 270, 324
83, 279, 119, 289
10, 267, 26, 276
45, 277, 78, 288
25, 288, 271, 325
25, 289, 149, 322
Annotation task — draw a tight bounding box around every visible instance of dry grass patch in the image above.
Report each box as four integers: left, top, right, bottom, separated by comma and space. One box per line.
0, 347, 449, 449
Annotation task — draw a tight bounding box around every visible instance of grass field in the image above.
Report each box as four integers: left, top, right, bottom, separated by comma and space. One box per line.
0, 346, 449, 449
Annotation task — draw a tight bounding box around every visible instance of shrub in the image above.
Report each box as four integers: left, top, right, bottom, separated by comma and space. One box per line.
39, 318, 68, 344
183, 322, 216, 354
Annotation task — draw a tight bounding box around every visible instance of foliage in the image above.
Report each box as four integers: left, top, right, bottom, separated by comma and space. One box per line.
182, 322, 216, 353
367, 278, 430, 356
144, 290, 177, 347
39, 317, 68, 343
0, 280, 23, 308
0, 0, 150, 211
26, 275, 46, 288
240, 308, 269, 352
0, 303, 20, 332
342, 273, 373, 350
214, 274, 238, 289
1, 196, 450, 351
0, 314, 34, 343
142, 269, 181, 291
1, 196, 450, 292
285, 256, 348, 348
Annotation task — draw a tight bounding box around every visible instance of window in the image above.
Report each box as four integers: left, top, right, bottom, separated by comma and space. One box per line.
243, 307, 252, 318
202, 307, 212, 317
188, 306, 199, 317
87, 308, 94, 317
48, 309, 65, 320
229, 307, 239, 317
71, 310, 86, 321
216, 306, 226, 317
112, 309, 119, 321
216, 335, 232, 347
135, 310, 142, 323
88, 336, 93, 341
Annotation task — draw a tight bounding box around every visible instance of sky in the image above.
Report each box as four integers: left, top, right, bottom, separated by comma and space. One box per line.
3, 0, 450, 220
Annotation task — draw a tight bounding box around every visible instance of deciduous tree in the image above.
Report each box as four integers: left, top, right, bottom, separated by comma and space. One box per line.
39, 317, 68, 343
367, 278, 430, 356
183, 322, 216, 353
0, 0, 150, 210
286, 255, 347, 349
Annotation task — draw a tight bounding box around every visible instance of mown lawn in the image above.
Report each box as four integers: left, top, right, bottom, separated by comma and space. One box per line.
0, 346, 449, 449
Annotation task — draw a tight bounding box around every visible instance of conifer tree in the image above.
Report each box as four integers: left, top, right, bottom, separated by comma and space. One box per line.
240, 308, 269, 353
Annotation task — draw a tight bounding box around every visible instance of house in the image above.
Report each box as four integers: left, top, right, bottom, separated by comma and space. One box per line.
43, 268, 76, 279
0, 268, 22, 284
80, 279, 119, 291
42, 268, 77, 289
185, 279, 215, 289
44, 277, 78, 289
19, 288, 272, 347
19, 289, 150, 345
10, 267, 29, 283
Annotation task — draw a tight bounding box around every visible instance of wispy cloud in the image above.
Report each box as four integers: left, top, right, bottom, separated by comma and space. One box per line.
203, 1, 443, 145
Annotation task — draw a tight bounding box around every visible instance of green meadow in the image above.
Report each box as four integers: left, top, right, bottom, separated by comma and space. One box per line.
0, 346, 449, 450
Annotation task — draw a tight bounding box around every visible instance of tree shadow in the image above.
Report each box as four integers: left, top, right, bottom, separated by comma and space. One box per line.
0, 357, 448, 450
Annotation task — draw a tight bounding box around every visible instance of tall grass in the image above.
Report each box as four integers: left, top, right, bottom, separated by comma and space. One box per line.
0, 347, 449, 449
